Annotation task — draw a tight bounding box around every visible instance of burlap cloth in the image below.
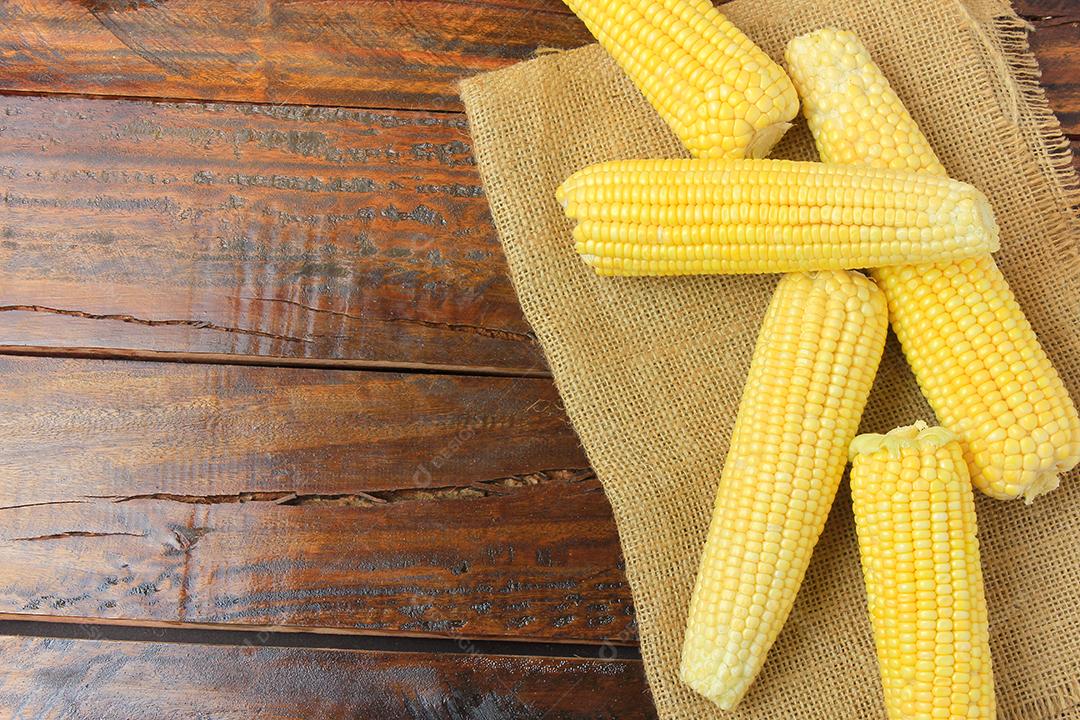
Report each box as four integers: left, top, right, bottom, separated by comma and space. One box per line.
460, 0, 1080, 717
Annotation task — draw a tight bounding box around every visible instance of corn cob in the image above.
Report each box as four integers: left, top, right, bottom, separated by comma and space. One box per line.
681, 270, 888, 709
849, 422, 996, 720
785, 27, 1080, 501
557, 158, 999, 276
561, 0, 799, 158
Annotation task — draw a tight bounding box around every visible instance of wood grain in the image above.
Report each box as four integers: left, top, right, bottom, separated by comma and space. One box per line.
1013, 0, 1080, 19
0, 0, 589, 111
0, 635, 655, 719
0, 356, 635, 642
0, 356, 586, 504
0, 94, 543, 372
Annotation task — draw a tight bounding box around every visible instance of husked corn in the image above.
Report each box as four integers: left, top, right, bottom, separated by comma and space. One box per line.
785, 27, 1080, 501
557, 158, 999, 275
561, 0, 799, 158
849, 422, 996, 720
681, 270, 889, 709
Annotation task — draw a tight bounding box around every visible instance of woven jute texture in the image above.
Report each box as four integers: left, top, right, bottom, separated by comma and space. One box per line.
460, 0, 1080, 717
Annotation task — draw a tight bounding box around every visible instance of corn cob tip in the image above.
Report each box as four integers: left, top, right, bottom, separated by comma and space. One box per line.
786, 26, 855, 56
677, 649, 748, 711
783, 26, 949, 176
561, 0, 798, 159
1019, 471, 1061, 504
745, 122, 794, 159
849, 420, 957, 461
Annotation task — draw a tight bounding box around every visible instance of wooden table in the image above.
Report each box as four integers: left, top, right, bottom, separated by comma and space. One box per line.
0, 1, 1074, 716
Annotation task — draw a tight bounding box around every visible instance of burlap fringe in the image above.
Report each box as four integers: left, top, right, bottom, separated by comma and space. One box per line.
979, 11, 1080, 283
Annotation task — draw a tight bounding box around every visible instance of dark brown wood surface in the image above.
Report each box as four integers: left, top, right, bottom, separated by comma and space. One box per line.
0, 94, 543, 373
1015, 0, 1080, 16
0, 635, 656, 719
0, 357, 582, 505
0, 355, 635, 642
0, 0, 589, 112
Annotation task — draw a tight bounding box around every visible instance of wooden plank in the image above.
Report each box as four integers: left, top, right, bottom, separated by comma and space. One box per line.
1013, 0, 1080, 20
1030, 21, 1080, 136
0, 356, 636, 642
0, 635, 656, 719
0, 488, 633, 641
0, 94, 543, 372
0, 356, 585, 504
0, 0, 589, 111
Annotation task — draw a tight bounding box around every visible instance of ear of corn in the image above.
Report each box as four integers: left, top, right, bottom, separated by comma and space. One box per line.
561, 0, 799, 158
557, 158, 1000, 275
680, 270, 889, 709
785, 27, 1080, 501
849, 422, 996, 720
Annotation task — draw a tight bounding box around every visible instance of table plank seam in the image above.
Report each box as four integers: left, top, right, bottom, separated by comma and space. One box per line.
0, 618, 643, 657
0, 346, 553, 379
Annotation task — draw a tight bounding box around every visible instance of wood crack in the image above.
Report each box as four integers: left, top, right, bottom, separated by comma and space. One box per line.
11, 531, 147, 542
88, 469, 596, 508
0, 304, 313, 345
382, 315, 537, 343
175, 506, 207, 622
0, 500, 88, 512
240, 296, 536, 344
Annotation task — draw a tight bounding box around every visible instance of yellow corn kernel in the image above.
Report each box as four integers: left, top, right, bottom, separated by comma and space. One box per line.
849, 422, 996, 720
562, 0, 799, 158
681, 270, 889, 709
557, 158, 999, 275
785, 27, 1080, 501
